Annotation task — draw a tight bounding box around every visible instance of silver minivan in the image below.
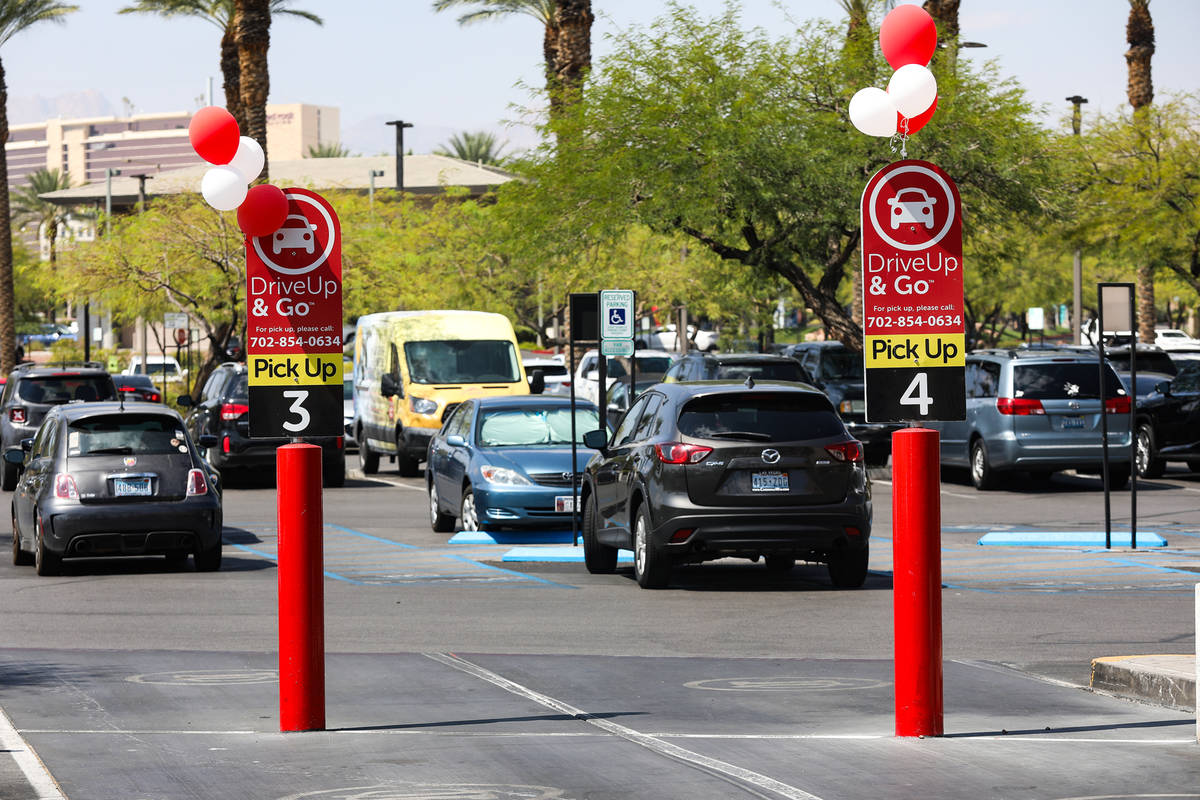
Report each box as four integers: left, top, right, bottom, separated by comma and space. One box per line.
928, 350, 1132, 490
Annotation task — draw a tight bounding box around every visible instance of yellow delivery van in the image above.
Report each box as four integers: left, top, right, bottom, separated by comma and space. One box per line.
351, 310, 537, 476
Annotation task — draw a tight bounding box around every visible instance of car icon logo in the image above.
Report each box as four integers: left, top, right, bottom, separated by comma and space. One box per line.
761, 448, 781, 464
272, 214, 318, 254
886, 187, 936, 230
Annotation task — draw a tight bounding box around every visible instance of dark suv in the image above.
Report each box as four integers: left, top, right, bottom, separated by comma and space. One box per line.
580, 381, 871, 589
1, 363, 117, 490
1133, 362, 1200, 477
179, 363, 346, 487
663, 352, 813, 384
786, 342, 901, 466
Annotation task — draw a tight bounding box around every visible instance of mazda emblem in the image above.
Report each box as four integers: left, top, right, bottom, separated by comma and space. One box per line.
761, 449, 781, 464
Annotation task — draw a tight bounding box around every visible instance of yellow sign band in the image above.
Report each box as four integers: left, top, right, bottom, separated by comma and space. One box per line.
864, 334, 966, 369
249, 353, 343, 386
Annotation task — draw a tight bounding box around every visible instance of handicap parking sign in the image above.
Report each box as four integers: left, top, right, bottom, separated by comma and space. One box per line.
609, 308, 626, 326
600, 290, 634, 340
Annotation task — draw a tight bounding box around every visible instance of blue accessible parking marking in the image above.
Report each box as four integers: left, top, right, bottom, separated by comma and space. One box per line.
978, 530, 1167, 547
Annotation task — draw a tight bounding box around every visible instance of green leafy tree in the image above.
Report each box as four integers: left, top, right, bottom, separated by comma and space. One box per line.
435, 131, 508, 165
0, 0, 79, 373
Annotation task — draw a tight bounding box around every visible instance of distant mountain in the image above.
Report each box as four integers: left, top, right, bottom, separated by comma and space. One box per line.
8, 91, 115, 125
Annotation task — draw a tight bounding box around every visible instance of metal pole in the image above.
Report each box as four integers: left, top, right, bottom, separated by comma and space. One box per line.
1129, 289, 1137, 550
368, 169, 383, 210
385, 121, 414, 192
1067, 96, 1088, 345
569, 320, 579, 546
1098, 290, 1111, 549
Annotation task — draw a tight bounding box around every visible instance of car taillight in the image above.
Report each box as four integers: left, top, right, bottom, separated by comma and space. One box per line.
825, 441, 864, 463
147, 392, 161, 403
996, 397, 1045, 416
9, 407, 25, 424
654, 442, 712, 464
1105, 395, 1132, 414
186, 468, 208, 496
221, 402, 249, 420
336, 436, 344, 450
54, 473, 78, 500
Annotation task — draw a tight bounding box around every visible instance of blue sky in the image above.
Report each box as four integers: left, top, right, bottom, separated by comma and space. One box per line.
4, 0, 1198, 156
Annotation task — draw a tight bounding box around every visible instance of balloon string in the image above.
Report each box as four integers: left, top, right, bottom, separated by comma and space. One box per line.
896, 116, 910, 159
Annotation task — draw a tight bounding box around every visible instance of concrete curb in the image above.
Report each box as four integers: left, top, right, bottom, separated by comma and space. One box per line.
1090, 655, 1196, 711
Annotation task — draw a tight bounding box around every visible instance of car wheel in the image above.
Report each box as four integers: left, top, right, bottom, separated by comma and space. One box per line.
969, 439, 996, 490
323, 455, 346, 488
194, 540, 222, 572
582, 493, 617, 574
359, 437, 380, 474
395, 439, 421, 478
633, 504, 669, 589
764, 555, 794, 574
1107, 465, 1131, 490
429, 481, 455, 533
460, 487, 480, 532
1135, 424, 1165, 478
1, 458, 17, 492
10, 508, 31, 566
827, 546, 868, 588
34, 516, 61, 577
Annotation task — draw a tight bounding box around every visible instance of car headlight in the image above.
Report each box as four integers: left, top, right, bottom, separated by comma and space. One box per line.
480, 466, 532, 486
410, 396, 438, 415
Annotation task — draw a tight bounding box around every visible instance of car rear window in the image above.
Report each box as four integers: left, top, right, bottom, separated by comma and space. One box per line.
1014, 364, 1126, 400
1104, 350, 1177, 376
18, 375, 116, 404
67, 414, 184, 457
229, 373, 250, 401
713, 361, 807, 382
677, 393, 844, 442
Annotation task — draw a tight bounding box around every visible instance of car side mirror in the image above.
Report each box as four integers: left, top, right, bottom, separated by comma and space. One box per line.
198, 434, 218, 449
19, 438, 33, 453
1156, 380, 1171, 396
446, 434, 466, 448
528, 369, 545, 395
176, 394, 193, 407
582, 428, 609, 452
3, 448, 25, 465
380, 373, 402, 398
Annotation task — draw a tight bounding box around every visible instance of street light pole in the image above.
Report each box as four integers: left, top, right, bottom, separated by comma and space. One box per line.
385, 120, 414, 193
368, 169, 384, 210
1067, 95, 1088, 344
88, 168, 123, 362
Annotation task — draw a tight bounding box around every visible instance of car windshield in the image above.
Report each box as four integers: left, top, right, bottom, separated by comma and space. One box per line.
819, 350, 864, 381
1014, 364, 1126, 399
18, 376, 115, 404
678, 393, 844, 442
67, 414, 184, 457
405, 340, 521, 384
477, 407, 601, 447
714, 361, 806, 382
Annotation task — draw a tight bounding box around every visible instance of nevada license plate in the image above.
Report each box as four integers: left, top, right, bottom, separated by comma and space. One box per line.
113, 477, 151, 497
555, 495, 576, 513
1062, 416, 1085, 429
751, 471, 789, 492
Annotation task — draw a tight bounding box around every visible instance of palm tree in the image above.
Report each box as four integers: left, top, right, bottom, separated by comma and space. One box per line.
235, 0, 271, 180
0, 0, 78, 374
118, 0, 322, 135
434, 131, 508, 165
922, 0, 959, 73
1126, 0, 1155, 342
305, 141, 354, 158
11, 168, 71, 265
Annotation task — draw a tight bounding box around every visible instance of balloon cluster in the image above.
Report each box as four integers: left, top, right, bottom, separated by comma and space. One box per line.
188, 106, 289, 237
848, 5, 939, 139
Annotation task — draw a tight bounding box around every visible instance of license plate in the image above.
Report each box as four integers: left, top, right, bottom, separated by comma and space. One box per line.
1062, 416, 1085, 429
751, 471, 789, 492
113, 477, 151, 497
555, 495, 576, 513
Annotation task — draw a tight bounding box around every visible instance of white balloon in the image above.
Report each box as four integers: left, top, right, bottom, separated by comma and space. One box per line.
201, 166, 248, 211
849, 87, 898, 137
887, 64, 938, 118
228, 136, 265, 181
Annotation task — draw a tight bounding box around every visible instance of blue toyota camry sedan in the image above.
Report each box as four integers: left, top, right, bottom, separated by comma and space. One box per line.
426, 396, 608, 532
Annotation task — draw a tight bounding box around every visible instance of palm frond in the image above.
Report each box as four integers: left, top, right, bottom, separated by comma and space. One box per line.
0, 0, 79, 47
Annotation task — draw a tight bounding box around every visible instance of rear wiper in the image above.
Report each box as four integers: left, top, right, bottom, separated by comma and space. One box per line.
706, 431, 772, 441
85, 446, 134, 455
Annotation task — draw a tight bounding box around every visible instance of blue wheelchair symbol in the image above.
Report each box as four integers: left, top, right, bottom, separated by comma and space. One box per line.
609, 308, 626, 326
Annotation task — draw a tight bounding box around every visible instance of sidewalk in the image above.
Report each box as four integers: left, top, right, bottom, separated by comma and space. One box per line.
1091, 654, 1197, 711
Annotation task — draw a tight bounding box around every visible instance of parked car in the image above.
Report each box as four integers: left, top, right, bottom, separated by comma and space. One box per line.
1132, 363, 1200, 478
574, 349, 675, 406
606, 374, 665, 415
1101, 344, 1178, 377
784, 342, 901, 467
125, 355, 186, 383
17, 323, 76, 345
1117, 371, 1174, 401
663, 352, 814, 385
178, 362, 346, 487
924, 349, 1133, 490
0, 363, 117, 491
636, 324, 720, 353
521, 354, 572, 396
6, 402, 222, 575
113, 374, 163, 403
579, 381, 871, 589
342, 371, 356, 449
426, 396, 607, 532
1154, 328, 1200, 352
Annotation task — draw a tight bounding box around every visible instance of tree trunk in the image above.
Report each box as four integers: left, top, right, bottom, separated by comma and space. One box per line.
554, 0, 592, 99
220, 24, 245, 131
543, 19, 562, 122
1127, 0, 1155, 342
923, 0, 960, 74
0, 58, 15, 374
236, 0, 271, 182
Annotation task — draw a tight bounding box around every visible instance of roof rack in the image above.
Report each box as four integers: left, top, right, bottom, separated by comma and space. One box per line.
16, 360, 107, 371
971, 347, 1090, 359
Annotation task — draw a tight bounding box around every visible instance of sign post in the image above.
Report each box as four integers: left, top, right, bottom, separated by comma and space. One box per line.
861, 159, 964, 739
568, 293, 600, 546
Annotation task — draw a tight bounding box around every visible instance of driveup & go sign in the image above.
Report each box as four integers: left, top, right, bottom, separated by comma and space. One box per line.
245, 187, 344, 437
861, 160, 965, 422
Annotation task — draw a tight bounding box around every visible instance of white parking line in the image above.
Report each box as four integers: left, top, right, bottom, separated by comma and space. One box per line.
0, 705, 65, 799
872, 478, 976, 500
424, 652, 826, 800
348, 469, 425, 491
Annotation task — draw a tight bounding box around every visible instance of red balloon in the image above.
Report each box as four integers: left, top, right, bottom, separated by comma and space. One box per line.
898, 95, 938, 135
237, 184, 289, 237
879, 5, 938, 70
189, 106, 240, 165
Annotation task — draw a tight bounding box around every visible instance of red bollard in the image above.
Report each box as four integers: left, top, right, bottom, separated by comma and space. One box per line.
892, 427, 943, 737
277, 443, 325, 732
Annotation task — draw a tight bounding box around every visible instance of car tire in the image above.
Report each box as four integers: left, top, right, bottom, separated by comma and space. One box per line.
359, 438, 379, 474
11, 509, 31, 566
34, 517, 61, 577
1, 459, 17, 492
323, 455, 346, 488
194, 540, 222, 572
1107, 465, 1131, 490
429, 481, 455, 533
1135, 424, 1165, 479
764, 555, 794, 574
633, 504, 669, 589
460, 487, 481, 532
395, 438, 421, 478
827, 546, 868, 588
582, 493, 617, 574
969, 439, 996, 490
